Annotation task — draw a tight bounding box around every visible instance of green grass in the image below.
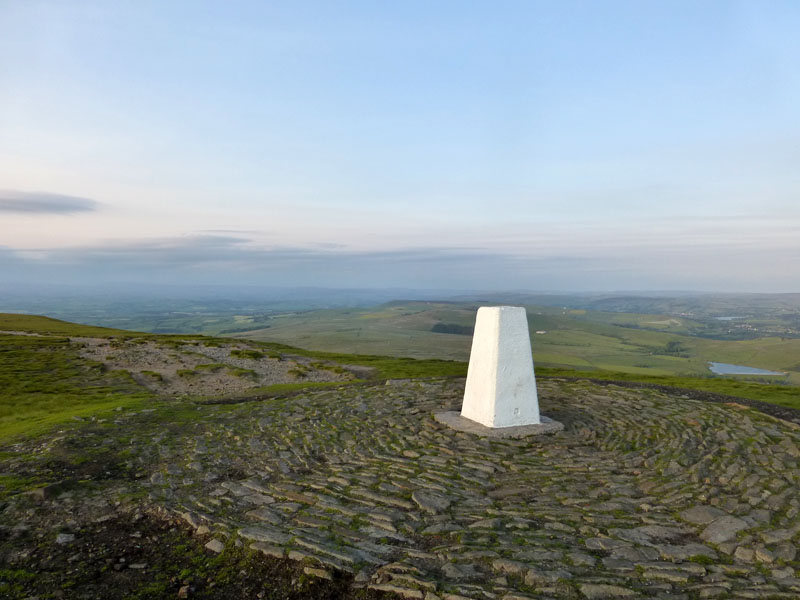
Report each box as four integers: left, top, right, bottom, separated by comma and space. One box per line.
195, 363, 227, 372
0, 473, 47, 496
0, 333, 153, 441
140, 370, 164, 381
0, 568, 37, 596
537, 366, 800, 409
310, 361, 347, 374
0, 313, 133, 337
227, 366, 258, 378
0, 312, 211, 344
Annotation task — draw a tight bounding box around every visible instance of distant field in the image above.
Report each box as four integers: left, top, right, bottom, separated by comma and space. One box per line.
237, 304, 474, 360
236, 301, 800, 385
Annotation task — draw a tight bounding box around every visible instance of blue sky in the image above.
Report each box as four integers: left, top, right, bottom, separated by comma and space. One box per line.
1, 1, 799, 291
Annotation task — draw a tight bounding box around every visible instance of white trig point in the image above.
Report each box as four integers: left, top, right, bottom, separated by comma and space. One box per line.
434, 305, 561, 437
461, 306, 540, 427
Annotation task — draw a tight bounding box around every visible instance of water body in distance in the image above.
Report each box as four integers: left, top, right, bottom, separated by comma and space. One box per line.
715, 316, 745, 321
709, 362, 784, 376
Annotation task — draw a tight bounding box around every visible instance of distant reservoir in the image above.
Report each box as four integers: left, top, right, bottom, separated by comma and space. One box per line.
708, 362, 783, 376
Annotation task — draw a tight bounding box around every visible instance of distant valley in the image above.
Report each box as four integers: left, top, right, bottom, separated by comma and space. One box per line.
3, 291, 800, 388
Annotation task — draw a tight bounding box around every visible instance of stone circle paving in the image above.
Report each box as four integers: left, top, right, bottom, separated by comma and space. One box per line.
140, 378, 800, 599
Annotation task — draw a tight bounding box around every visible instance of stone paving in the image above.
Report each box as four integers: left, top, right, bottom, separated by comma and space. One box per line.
141, 378, 800, 599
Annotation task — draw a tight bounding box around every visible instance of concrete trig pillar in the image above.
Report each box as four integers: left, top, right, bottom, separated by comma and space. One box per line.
460, 306, 540, 428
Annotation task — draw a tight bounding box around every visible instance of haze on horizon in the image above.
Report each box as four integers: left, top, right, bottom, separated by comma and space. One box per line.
2, 1, 799, 293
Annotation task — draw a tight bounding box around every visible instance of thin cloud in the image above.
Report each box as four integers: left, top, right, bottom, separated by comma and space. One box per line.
197, 229, 267, 235
23, 235, 492, 268
5, 235, 528, 283
0, 190, 100, 215
2, 232, 798, 292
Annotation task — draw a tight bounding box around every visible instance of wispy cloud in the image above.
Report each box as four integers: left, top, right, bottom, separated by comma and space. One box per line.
3, 234, 534, 287
197, 229, 267, 235
2, 230, 798, 292
0, 190, 100, 214
18, 234, 493, 270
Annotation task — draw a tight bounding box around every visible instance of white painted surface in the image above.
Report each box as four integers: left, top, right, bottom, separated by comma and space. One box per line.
460, 306, 540, 428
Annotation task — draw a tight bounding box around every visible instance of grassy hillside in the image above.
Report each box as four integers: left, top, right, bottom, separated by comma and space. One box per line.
0, 332, 153, 440
0, 314, 467, 441
2, 311, 799, 443
0, 313, 134, 337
